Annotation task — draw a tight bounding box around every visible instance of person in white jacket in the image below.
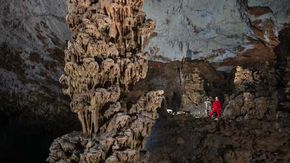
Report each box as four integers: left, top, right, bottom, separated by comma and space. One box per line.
204, 97, 212, 116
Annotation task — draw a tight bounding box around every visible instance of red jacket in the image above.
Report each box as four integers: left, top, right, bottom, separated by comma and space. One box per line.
212, 100, 222, 111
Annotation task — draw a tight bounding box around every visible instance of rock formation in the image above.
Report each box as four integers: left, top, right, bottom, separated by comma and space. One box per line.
1, 1, 290, 162
181, 67, 205, 107
147, 115, 290, 163
223, 65, 277, 120
47, 0, 163, 162
233, 66, 253, 89
180, 66, 208, 117
1, 1, 290, 132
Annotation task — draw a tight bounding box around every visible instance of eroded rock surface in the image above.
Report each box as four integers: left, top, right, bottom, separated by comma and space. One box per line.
1, 0, 290, 127
181, 67, 205, 108
223, 64, 277, 120
48, 91, 163, 163
147, 116, 290, 163
47, 0, 163, 162
145, 0, 290, 61
0, 0, 290, 162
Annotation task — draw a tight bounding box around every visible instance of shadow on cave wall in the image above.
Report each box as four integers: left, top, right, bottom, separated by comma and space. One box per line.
275, 26, 290, 112
0, 94, 80, 162
273, 26, 290, 135
0, 41, 80, 162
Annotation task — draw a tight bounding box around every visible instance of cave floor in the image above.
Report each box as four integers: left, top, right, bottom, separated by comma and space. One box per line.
147, 114, 290, 163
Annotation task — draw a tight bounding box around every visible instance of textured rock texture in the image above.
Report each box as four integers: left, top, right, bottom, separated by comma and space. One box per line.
59, 0, 158, 136
0, 0, 69, 92
147, 116, 290, 163
0, 0, 71, 121
48, 91, 163, 163
223, 64, 277, 120
0, 0, 69, 50
134, 56, 290, 162
47, 0, 164, 162
130, 60, 225, 113
180, 66, 206, 115
0, 0, 290, 162
0, 1, 74, 161
145, 0, 290, 61
1, 0, 290, 116
145, 0, 248, 60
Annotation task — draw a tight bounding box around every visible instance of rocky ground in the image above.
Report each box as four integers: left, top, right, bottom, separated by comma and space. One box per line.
147, 115, 290, 163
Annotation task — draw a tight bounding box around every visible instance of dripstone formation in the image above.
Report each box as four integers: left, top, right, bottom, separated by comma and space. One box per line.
223, 65, 277, 120
181, 67, 205, 108
47, 0, 163, 162
180, 67, 208, 117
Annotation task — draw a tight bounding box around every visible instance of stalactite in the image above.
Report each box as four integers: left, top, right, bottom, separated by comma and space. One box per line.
47, 0, 163, 162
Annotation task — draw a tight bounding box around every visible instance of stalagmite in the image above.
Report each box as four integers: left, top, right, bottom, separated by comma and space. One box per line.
47, 0, 163, 162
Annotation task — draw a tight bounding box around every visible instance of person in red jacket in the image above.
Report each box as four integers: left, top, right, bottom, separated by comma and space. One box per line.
209, 97, 222, 119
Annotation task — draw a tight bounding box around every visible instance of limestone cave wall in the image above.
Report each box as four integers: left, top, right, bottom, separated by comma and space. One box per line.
1, 0, 290, 162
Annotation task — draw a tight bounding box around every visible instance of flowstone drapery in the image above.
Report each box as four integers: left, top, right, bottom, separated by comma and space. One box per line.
47, 0, 163, 162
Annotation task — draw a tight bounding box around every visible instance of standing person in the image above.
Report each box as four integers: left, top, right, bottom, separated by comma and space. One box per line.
204, 97, 212, 116
209, 97, 222, 119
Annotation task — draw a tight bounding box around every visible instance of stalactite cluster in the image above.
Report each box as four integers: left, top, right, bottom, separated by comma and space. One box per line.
47, 0, 163, 162
60, 0, 157, 135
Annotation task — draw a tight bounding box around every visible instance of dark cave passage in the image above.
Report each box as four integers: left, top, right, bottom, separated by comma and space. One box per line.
275, 27, 290, 112
0, 100, 80, 162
